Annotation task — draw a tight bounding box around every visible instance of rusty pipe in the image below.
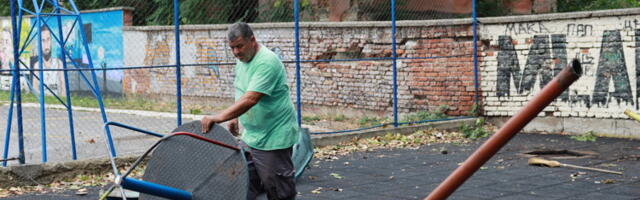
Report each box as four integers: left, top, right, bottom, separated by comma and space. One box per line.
425, 59, 582, 200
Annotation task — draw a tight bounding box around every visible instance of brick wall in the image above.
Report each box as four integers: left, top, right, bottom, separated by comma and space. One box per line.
480, 8, 640, 119
123, 21, 477, 115
122, 8, 640, 120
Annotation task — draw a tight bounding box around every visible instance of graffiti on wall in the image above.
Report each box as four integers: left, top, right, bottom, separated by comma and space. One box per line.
494, 20, 640, 109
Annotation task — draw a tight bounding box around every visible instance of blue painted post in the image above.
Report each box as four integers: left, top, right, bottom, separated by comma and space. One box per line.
68, 0, 116, 157
4, 0, 18, 167
294, 0, 302, 127
174, 0, 182, 126
54, 0, 77, 160
391, 0, 398, 127
472, 0, 480, 108
15, 0, 25, 164
121, 177, 192, 200
34, 0, 47, 163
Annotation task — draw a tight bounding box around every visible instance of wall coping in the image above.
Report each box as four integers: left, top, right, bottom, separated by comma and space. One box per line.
123, 19, 474, 31
123, 7, 640, 31
478, 7, 640, 24
0, 7, 134, 20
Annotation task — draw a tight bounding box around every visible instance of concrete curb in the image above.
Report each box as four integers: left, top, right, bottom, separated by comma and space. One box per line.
0, 155, 144, 188
311, 118, 477, 147
0, 118, 476, 187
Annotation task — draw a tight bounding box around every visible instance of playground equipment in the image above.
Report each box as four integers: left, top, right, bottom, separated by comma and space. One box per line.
3, 0, 111, 165
426, 59, 582, 200
100, 120, 313, 199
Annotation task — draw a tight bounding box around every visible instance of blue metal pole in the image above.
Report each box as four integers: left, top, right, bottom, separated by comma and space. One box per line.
34, 0, 47, 163
391, 0, 398, 128
294, 0, 302, 128
174, 0, 182, 126
2, 65, 15, 167
68, 0, 116, 156
15, 0, 25, 165
120, 177, 192, 200
4, 0, 19, 167
472, 0, 480, 109
54, 0, 77, 160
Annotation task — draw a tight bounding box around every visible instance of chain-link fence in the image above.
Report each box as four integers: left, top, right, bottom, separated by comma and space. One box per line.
1, 0, 480, 165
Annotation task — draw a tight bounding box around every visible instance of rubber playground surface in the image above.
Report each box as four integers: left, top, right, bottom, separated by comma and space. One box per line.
4, 132, 639, 199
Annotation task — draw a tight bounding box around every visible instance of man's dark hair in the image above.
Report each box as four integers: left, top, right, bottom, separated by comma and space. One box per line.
227, 22, 254, 41
40, 25, 50, 33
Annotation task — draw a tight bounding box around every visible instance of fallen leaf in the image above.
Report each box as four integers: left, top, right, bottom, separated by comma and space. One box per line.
311, 187, 323, 194
75, 188, 88, 196
601, 179, 616, 184
330, 173, 343, 179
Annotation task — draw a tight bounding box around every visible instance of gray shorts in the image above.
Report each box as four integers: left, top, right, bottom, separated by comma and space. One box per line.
241, 142, 296, 200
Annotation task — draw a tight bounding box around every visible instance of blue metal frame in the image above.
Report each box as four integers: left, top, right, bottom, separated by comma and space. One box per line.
391, 0, 398, 128
3, 0, 118, 165
14, 0, 25, 165
54, 0, 77, 160
120, 177, 192, 200
294, 0, 302, 128
472, 0, 480, 107
34, 0, 48, 162
174, 0, 183, 126
104, 121, 164, 138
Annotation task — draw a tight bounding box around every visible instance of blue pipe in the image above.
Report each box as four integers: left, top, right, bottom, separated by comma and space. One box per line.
294, 0, 302, 128
104, 121, 164, 138
472, 0, 480, 108
174, 0, 182, 126
121, 177, 192, 200
4, 0, 19, 167
54, 0, 77, 160
0, 54, 475, 73
15, 0, 25, 164
391, 0, 398, 128
74, 13, 117, 157
2, 60, 16, 167
35, 3, 47, 163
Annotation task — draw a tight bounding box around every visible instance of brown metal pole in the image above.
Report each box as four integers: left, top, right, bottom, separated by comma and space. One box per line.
425, 59, 582, 200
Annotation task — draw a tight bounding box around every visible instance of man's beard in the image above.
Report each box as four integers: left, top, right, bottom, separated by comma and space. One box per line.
43, 51, 51, 61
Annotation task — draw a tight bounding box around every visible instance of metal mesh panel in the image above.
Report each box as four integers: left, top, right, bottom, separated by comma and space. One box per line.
141, 121, 248, 200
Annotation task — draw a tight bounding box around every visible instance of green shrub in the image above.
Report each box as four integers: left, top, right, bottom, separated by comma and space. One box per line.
570, 131, 598, 142
460, 118, 488, 139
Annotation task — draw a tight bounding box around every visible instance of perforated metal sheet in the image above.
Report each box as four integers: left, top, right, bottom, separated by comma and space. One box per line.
140, 121, 248, 200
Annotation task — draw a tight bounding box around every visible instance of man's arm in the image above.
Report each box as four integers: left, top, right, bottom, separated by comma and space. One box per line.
201, 91, 264, 133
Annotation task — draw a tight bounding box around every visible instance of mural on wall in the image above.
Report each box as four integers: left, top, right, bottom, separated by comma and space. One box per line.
487, 17, 640, 116
0, 18, 32, 90
31, 10, 123, 93
0, 9, 126, 95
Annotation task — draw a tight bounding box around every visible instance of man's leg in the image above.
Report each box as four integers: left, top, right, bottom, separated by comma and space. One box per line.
240, 142, 264, 200
251, 147, 296, 200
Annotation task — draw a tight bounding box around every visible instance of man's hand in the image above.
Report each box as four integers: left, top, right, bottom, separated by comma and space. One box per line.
201, 116, 218, 134
228, 118, 239, 136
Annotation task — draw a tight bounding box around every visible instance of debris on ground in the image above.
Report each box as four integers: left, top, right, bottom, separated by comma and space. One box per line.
0, 163, 146, 197
313, 127, 494, 160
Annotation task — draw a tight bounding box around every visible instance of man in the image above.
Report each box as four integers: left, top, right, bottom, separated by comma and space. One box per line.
32, 26, 64, 95
201, 22, 299, 200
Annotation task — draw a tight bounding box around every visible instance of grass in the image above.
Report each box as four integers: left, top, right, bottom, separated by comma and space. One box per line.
0, 90, 177, 113
402, 105, 449, 123
459, 118, 489, 139
570, 131, 598, 142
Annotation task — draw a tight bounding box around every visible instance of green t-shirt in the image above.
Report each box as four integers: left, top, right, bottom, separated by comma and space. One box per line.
234, 45, 299, 150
